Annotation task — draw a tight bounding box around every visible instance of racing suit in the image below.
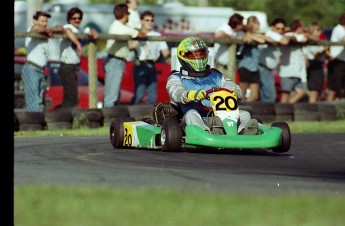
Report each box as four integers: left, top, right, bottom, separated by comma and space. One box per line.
166, 68, 251, 132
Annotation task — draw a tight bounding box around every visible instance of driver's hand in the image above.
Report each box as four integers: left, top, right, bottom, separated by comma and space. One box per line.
187, 89, 207, 101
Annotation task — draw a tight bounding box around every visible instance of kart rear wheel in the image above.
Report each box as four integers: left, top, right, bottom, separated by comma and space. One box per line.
161, 117, 182, 152
110, 116, 135, 149
271, 122, 291, 153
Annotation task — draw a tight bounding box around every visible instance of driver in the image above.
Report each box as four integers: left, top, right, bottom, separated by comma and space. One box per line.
166, 36, 258, 135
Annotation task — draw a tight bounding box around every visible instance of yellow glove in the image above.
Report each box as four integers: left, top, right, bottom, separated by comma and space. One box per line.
187, 89, 207, 101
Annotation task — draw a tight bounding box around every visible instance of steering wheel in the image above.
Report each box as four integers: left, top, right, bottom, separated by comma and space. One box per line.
198, 87, 235, 111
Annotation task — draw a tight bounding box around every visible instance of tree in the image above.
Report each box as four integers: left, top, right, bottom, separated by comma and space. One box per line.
43, 0, 345, 28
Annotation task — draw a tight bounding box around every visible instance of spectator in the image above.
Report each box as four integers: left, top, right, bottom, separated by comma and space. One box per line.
126, 0, 141, 30
22, 11, 60, 112
238, 15, 268, 102
126, 0, 141, 62
326, 12, 345, 101
258, 18, 290, 103
278, 19, 308, 104
166, 37, 259, 135
59, 7, 98, 108
103, 3, 144, 107
130, 10, 170, 105
304, 22, 329, 103
214, 13, 250, 81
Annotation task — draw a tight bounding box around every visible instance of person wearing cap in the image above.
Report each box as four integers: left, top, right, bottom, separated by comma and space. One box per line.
58, 7, 98, 109
21, 11, 62, 112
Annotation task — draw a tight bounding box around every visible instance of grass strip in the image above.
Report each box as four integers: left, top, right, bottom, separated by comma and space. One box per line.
15, 185, 345, 226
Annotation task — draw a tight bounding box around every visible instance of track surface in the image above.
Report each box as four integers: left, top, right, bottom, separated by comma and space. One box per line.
14, 133, 345, 194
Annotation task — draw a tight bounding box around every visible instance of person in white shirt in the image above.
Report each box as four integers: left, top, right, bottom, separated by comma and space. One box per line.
258, 18, 289, 103
214, 13, 249, 81
103, 3, 144, 107
126, 0, 141, 62
130, 10, 170, 105
326, 12, 345, 101
126, 0, 141, 30
59, 7, 98, 108
22, 11, 61, 112
303, 22, 328, 103
278, 19, 308, 104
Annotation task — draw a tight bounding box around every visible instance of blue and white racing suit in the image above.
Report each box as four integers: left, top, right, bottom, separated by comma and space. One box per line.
166, 68, 251, 132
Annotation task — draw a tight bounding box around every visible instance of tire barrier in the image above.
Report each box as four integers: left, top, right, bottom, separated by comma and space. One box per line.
101, 106, 130, 126
14, 101, 345, 131
85, 108, 104, 128
45, 109, 73, 130
128, 104, 156, 121
241, 102, 276, 123
274, 103, 294, 122
15, 111, 46, 131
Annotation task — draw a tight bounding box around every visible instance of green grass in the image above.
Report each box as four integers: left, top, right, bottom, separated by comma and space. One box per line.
14, 120, 345, 136
14, 120, 345, 225
15, 186, 345, 226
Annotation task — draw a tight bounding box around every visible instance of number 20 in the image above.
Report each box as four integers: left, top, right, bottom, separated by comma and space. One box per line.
214, 96, 238, 111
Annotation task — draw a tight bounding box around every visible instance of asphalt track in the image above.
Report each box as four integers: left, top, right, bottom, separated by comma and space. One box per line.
14, 133, 345, 195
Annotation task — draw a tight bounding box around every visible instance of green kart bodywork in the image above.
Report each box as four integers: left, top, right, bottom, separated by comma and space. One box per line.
110, 88, 291, 153
184, 124, 282, 149
110, 118, 290, 153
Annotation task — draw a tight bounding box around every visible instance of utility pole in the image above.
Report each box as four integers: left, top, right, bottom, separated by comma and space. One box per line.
26, 0, 43, 28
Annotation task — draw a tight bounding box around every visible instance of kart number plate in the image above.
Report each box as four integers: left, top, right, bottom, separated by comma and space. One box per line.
209, 90, 238, 112
123, 122, 134, 146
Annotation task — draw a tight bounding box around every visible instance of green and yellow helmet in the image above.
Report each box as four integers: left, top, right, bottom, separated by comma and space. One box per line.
177, 37, 209, 72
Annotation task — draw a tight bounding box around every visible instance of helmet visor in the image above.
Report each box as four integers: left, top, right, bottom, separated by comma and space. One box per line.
180, 47, 208, 60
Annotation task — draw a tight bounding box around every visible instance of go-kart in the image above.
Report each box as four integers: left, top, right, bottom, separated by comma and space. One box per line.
110, 87, 291, 153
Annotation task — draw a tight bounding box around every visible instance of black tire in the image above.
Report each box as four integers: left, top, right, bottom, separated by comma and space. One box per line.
161, 117, 182, 152
275, 114, 293, 122
15, 112, 45, 124
293, 103, 318, 113
271, 122, 291, 153
87, 121, 102, 128
274, 103, 294, 115
294, 112, 320, 121
19, 123, 44, 131
128, 104, 155, 121
110, 116, 135, 149
102, 106, 130, 125
45, 111, 73, 123
241, 102, 275, 115
86, 108, 103, 122
47, 122, 72, 130
317, 103, 337, 114
102, 106, 130, 118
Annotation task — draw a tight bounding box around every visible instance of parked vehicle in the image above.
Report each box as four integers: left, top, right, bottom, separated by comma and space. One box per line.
14, 56, 172, 111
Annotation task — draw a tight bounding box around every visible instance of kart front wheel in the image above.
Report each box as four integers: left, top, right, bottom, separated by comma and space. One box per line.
271, 122, 291, 153
110, 116, 135, 149
161, 117, 182, 152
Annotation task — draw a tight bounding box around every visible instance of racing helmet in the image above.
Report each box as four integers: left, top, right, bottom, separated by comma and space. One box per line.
177, 37, 209, 74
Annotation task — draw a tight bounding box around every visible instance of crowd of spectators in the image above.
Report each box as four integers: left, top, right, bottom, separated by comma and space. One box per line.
19, 4, 345, 112
215, 12, 345, 104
